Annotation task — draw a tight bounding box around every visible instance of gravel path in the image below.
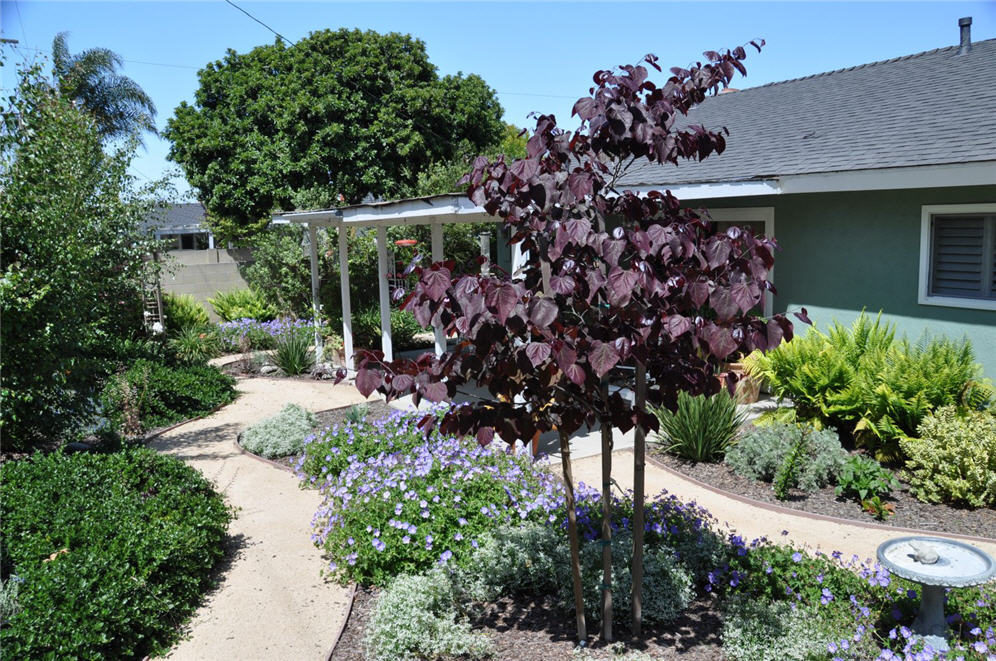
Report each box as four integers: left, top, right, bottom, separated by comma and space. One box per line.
148, 377, 376, 661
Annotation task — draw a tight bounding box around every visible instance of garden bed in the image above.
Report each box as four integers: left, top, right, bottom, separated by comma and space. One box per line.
652, 451, 996, 540
331, 587, 724, 660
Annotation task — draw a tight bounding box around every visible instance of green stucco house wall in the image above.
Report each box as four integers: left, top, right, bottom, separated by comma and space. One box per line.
702, 186, 996, 379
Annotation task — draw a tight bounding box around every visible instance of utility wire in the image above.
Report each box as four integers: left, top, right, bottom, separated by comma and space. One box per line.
223, 0, 295, 46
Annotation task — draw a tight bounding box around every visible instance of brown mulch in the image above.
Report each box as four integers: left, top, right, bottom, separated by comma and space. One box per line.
330, 586, 724, 661
652, 451, 996, 540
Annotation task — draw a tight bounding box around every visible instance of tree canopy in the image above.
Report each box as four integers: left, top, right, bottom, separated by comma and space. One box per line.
51, 32, 157, 142
166, 28, 506, 241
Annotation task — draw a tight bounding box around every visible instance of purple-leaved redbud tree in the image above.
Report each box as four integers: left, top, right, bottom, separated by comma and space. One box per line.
345, 40, 806, 642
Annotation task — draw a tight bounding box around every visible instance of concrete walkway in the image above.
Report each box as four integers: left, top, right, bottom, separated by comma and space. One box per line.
149, 377, 375, 661
568, 449, 996, 563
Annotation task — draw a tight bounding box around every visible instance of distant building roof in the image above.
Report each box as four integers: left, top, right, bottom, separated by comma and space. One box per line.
143, 202, 208, 233
618, 37, 996, 188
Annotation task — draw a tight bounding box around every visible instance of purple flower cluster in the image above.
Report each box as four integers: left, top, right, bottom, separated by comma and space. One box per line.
217, 317, 321, 351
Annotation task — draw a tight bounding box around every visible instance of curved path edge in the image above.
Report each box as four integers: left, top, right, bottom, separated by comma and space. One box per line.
147, 377, 376, 661
568, 449, 996, 563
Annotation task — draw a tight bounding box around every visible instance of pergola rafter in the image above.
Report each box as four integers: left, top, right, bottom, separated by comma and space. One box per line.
275, 193, 524, 371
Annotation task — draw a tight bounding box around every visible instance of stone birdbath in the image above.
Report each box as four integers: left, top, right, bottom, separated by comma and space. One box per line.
877, 536, 996, 652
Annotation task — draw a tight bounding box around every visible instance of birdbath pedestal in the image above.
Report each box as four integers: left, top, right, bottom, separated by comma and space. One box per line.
877, 536, 996, 652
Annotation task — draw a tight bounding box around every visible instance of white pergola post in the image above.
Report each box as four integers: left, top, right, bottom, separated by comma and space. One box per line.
376, 226, 393, 361
430, 222, 446, 356
307, 224, 323, 355
338, 224, 354, 371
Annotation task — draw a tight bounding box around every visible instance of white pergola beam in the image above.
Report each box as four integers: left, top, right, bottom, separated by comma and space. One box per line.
375, 226, 393, 362
430, 222, 446, 357
338, 226, 354, 371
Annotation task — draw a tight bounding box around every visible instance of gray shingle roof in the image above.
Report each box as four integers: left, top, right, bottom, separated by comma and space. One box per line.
617, 38, 996, 188
143, 202, 208, 232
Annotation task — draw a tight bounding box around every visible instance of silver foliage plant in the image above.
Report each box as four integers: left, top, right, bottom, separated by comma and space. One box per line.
240, 404, 317, 459
724, 422, 847, 492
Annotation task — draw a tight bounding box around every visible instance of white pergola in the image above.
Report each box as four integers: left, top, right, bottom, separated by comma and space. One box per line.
275, 193, 524, 371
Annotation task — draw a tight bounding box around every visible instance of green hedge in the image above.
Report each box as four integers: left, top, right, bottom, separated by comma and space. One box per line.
101, 360, 236, 434
0, 448, 232, 659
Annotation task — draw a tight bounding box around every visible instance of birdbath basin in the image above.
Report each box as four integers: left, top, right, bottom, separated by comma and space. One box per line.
877, 536, 996, 652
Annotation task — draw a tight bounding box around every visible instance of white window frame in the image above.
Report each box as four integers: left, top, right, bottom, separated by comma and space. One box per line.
918, 203, 996, 312
707, 207, 775, 318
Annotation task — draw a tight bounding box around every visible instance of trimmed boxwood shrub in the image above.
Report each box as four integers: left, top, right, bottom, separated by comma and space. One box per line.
100, 359, 237, 433
0, 448, 232, 659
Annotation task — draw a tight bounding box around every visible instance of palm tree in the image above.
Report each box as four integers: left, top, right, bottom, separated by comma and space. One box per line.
51, 32, 157, 142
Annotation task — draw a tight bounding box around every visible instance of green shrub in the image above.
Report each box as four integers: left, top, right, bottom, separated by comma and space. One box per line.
168, 326, 223, 365
0, 448, 231, 659
722, 596, 839, 661
1, 65, 162, 451
834, 454, 899, 502
725, 423, 847, 492
351, 306, 425, 350
162, 292, 210, 332
651, 389, 747, 462
241, 404, 317, 459
744, 312, 992, 461
100, 359, 236, 433
207, 288, 277, 322
364, 570, 493, 661
900, 406, 996, 508
270, 330, 315, 375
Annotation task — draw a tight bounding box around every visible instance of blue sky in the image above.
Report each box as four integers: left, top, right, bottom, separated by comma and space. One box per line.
3, 1, 993, 199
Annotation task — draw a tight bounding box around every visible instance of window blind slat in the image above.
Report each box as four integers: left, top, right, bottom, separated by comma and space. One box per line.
931, 216, 985, 297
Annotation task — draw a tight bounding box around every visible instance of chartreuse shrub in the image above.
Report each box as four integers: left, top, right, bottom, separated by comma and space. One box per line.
241, 404, 316, 458
900, 406, 996, 508
725, 422, 847, 492
364, 569, 493, 661
162, 292, 210, 332
0, 448, 231, 659
744, 312, 992, 461
652, 389, 747, 462
100, 359, 236, 433
208, 288, 277, 322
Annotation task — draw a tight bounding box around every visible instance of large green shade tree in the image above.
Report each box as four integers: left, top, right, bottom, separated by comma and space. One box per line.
166, 29, 505, 241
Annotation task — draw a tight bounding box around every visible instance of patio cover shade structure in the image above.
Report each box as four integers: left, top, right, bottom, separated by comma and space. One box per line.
275, 193, 513, 371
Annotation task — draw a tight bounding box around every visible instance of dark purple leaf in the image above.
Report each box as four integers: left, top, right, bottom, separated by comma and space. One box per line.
564, 217, 592, 243
392, 374, 415, 392
510, 157, 540, 181
794, 307, 812, 325
563, 363, 586, 386
588, 341, 620, 378
487, 284, 520, 325
423, 268, 451, 302
476, 426, 494, 447
663, 315, 692, 338
550, 275, 577, 295
607, 267, 638, 306
524, 342, 551, 367
355, 368, 383, 398
689, 279, 711, 307
701, 323, 738, 359
529, 297, 558, 327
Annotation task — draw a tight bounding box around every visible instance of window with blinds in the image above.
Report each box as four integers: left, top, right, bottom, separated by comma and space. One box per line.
928, 213, 996, 301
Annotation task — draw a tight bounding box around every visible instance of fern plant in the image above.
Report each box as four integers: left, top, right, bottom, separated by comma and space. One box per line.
744, 311, 992, 462
652, 389, 747, 462
773, 429, 809, 500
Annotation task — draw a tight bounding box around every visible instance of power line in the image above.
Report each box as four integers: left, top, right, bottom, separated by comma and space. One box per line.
223, 0, 295, 46
11, 44, 199, 70
13, 0, 27, 43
